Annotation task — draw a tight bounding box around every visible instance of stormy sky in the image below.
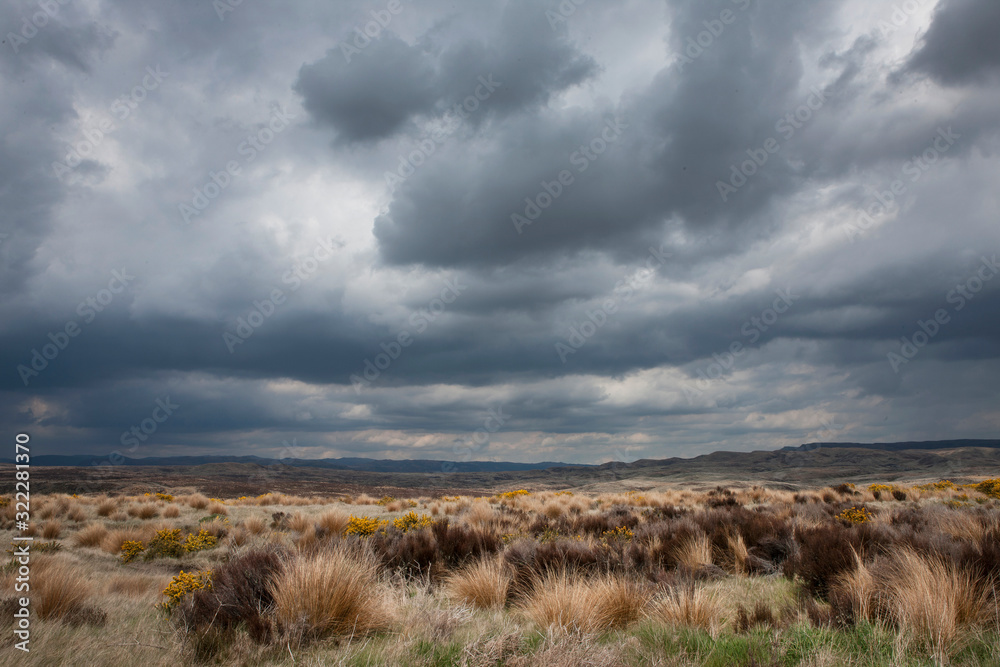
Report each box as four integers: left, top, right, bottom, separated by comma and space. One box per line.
2, 0, 998, 464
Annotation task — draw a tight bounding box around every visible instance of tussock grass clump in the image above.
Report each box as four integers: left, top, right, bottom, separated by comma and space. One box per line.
101, 526, 145, 554
162, 505, 181, 518
95, 496, 117, 516
72, 523, 109, 548
243, 515, 267, 535
446, 557, 512, 609
269, 546, 394, 640
521, 572, 650, 632
127, 504, 159, 520
648, 583, 724, 635
187, 493, 210, 510
40, 519, 63, 539
206, 502, 228, 516
32, 557, 106, 626
674, 533, 713, 570
287, 512, 312, 533
835, 548, 993, 659
314, 509, 349, 534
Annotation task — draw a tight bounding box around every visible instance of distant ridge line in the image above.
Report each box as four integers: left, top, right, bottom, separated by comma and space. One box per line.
13, 454, 590, 473
781, 439, 1000, 452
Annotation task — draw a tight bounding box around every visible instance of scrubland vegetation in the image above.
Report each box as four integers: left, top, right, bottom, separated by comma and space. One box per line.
2, 479, 1000, 665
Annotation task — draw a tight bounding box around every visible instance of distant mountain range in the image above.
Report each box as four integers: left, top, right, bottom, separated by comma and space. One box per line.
8, 440, 998, 475
780, 439, 1000, 452
16, 454, 588, 474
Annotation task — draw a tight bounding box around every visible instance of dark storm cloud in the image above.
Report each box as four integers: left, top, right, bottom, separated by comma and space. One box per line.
371, 0, 851, 268
293, 0, 597, 144
1, 0, 998, 460
906, 0, 1000, 85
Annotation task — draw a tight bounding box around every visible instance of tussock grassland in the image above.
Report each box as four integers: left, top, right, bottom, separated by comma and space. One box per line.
1, 481, 999, 665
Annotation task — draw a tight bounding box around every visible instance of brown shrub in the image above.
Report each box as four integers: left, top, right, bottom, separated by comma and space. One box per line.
179, 547, 287, 644
783, 524, 858, 599
372, 527, 438, 575
432, 519, 502, 566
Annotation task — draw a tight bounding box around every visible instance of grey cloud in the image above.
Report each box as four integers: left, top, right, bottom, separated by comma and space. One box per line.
906, 0, 1000, 85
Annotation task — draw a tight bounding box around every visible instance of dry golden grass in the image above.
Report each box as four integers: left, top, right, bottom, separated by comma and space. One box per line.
207, 502, 228, 515
66, 505, 87, 522
541, 500, 565, 519
288, 512, 312, 533
32, 557, 97, 621
446, 557, 512, 609
881, 549, 991, 657
101, 526, 145, 554
126, 504, 159, 520
187, 493, 210, 509
675, 533, 713, 570
162, 505, 180, 518
315, 509, 349, 534
228, 525, 250, 548
106, 574, 165, 598
270, 546, 394, 638
724, 533, 749, 574
198, 517, 229, 538
72, 522, 109, 548
40, 519, 62, 539
521, 573, 650, 633
243, 515, 267, 534
462, 502, 498, 530
649, 584, 724, 635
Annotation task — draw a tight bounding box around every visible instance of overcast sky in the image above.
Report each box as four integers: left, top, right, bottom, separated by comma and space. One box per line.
2, 0, 998, 464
